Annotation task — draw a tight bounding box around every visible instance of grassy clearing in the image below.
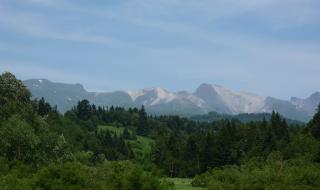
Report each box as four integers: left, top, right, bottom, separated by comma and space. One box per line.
167, 178, 207, 190
98, 125, 125, 135
98, 125, 155, 157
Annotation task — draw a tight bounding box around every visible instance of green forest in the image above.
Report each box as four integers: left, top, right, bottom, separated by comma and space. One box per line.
1, 72, 320, 190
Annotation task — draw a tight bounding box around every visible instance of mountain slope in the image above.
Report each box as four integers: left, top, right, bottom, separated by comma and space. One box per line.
194, 83, 266, 114
24, 79, 89, 111
291, 92, 320, 116
23, 79, 319, 122
263, 97, 311, 122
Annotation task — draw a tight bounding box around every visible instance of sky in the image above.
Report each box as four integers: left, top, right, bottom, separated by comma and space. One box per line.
0, 0, 319, 100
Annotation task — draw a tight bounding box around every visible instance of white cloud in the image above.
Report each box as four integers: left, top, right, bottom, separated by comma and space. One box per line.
0, 7, 133, 49
121, 0, 320, 27
23, 0, 63, 7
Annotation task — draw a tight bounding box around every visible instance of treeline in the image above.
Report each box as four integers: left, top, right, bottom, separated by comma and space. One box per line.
1, 72, 320, 189
152, 111, 320, 177
191, 111, 303, 124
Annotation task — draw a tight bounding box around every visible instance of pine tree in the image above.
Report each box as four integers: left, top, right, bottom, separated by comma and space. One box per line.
38, 97, 52, 116
122, 128, 131, 139
308, 104, 320, 140
136, 106, 148, 136
76, 100, 92, 120
271, 111, 289, 142
200, 133, 215, 171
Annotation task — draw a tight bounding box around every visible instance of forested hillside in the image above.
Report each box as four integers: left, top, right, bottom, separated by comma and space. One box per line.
190, 111, 303, 124
1, 72, 320, 189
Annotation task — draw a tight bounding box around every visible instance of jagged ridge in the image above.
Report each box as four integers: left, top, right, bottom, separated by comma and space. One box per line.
23, 79, 320, 122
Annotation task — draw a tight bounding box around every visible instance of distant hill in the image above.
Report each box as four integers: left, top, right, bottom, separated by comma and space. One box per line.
23, 79, 319, 122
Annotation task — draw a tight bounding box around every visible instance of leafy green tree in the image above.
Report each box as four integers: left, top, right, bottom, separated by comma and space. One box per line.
0, 116, 39, 163
0, 72, 32, 121
0, 72, 30, 104
96, 161, 172, 190
0, 160, 34, 190
33, 162, 96, 190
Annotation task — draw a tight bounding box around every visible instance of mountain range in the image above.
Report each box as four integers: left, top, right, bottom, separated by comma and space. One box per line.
23, 79, 320, 122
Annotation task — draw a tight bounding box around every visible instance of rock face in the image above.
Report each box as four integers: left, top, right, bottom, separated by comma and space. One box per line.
291, 92, 320, 117
194, 83, 266, 114
23, 79, 319, 122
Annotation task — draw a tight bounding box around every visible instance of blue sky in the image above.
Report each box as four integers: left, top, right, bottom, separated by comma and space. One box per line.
0, 0, 319, 99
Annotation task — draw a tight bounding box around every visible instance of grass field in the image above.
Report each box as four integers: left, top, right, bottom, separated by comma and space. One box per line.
98, 125, 155, 157
167, 178, 207, 190
98, 125, 126, 135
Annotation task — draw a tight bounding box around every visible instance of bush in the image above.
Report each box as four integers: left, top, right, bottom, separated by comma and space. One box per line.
95, 161, 171, 190
192, 158, 320, 190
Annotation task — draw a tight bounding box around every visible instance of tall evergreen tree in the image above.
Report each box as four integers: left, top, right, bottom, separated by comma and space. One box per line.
122, 127, 131, 139
136, 106, 148, 136
271, 111, 289, 142
38, 97, 52, 116
76, 100, 92, 120
308, 104, 320, 140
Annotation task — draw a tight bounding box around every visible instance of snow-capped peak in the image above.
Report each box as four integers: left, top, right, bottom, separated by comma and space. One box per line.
152, 87, 169, 98
127, 87, 179, 106
127, 90, 145, 101
149, 88, 177, 106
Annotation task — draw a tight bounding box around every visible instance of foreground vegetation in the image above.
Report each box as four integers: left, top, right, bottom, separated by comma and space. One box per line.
1, 72, 320, 189
192, 156, 320, 190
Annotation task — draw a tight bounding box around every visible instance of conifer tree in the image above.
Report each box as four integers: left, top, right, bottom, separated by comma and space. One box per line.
136, 106, 148, 136
122, 127, 131, 139
76, 100, 92, 120
38, 97, 52, 116
308, 104, 320, 140
271, 111, 289, 142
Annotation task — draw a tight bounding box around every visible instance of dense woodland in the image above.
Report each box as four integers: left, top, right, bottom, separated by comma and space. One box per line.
1, 72, 320, 189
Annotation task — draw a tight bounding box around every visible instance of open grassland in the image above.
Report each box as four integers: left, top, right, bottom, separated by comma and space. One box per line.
98, 125, 155, 156
167, 178, 207, 190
